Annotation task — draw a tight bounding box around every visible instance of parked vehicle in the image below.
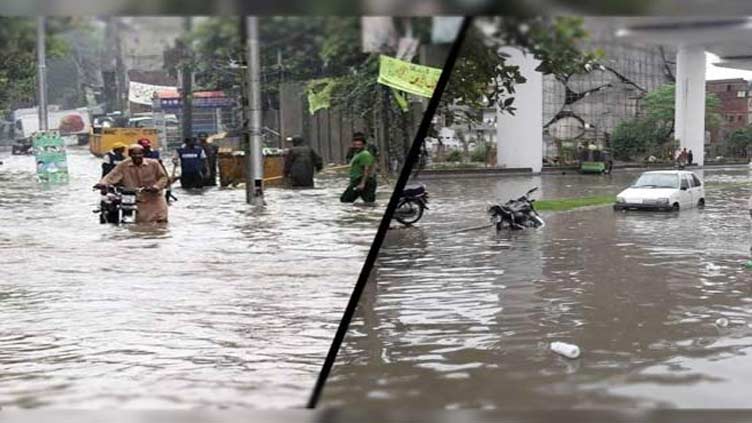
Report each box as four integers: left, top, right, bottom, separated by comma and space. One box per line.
614, 170, 705, 212
13, 107, 92, 147
579, 148, 613, 174
394, 184, 429, 226
488, 187, 545, 230
89, 127, 159, 157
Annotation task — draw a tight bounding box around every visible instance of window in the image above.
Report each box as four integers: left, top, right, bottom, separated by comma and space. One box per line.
739, 115, 744, 122
727, 85, 732, 91
692, 174, 702, 187
680, 177, 689, 190
633, 173, 679, 189
739, 91, 748, 98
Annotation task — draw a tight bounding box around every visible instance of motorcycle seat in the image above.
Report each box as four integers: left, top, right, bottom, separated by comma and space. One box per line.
403, 184, 426, 197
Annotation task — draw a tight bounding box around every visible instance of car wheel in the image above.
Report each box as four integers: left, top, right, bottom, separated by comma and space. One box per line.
697, 198, 705, 208
672, 203, 680, 212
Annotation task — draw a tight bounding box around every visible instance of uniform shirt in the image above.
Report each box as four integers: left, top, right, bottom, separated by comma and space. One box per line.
174, 145, 207, 174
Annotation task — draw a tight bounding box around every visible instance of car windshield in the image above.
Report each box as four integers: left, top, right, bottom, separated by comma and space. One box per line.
632, 173, 679, 189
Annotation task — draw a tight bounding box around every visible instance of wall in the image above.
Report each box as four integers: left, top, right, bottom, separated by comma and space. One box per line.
706, 78, 749, 143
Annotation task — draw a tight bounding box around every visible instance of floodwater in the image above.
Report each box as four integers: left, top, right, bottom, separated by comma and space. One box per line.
0, 147, 385, 409
322, 167, 752, 409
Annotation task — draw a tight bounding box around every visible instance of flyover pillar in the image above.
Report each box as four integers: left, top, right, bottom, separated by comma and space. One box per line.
674, 45, 706, 166
496, 47, 543, 173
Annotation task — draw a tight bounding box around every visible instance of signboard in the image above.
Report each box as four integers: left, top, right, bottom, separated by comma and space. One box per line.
158, 96, 235, 109
129, 81, 176, 105
32, 131, 69, 184
377, 55, 442, 98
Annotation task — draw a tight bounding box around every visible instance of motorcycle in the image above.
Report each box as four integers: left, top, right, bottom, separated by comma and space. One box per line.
94, 185, 141, 224
487, 187, 545, 231
394, 183, 429, 226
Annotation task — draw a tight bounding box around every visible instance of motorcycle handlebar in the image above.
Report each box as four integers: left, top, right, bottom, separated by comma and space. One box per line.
94, 185, 148, 194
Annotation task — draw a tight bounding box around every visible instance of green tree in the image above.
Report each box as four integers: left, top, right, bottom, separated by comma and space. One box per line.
443, 17, 602, 123
178, 17, 433, 166
611, 84, 722, 160
642, 84, 722, 138
726, 127, 752, 158
0, 17, 71, 117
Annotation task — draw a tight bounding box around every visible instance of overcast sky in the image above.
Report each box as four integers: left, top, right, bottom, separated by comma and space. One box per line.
706, 52, 752, 81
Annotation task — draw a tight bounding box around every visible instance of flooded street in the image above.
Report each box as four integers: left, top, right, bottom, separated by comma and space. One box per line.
323, 167, 752, 409
0, 147, 384, 408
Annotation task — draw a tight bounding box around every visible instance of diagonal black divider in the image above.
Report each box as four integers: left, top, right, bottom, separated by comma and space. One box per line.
306, 17, 473, 409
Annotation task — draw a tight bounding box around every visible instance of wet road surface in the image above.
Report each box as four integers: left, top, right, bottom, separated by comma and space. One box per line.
322, 167, 752, 409
0, 147, 385, 408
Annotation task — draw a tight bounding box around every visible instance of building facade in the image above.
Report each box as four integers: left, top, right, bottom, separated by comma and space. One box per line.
706, 78, 749, 144
542, 17, 677, 160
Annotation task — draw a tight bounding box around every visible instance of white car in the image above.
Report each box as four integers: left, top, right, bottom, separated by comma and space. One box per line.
614, 170, 705, 212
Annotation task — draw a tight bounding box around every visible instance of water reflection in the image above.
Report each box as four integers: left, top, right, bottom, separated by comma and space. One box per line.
0, 147, 384, 408
323, 167, 752, 409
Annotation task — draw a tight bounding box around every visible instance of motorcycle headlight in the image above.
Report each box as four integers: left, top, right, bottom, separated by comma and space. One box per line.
616, 196, 626, 204
657, 198, 669, 205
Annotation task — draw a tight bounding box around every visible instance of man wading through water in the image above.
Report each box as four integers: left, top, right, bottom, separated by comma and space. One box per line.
95, 144, 170, 224
284, 135, 323, 188
174, 137, 208, 189
340, 133, 377, 204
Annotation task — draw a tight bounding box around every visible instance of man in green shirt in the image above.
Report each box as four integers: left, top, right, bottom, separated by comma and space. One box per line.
340, 133, 377, 204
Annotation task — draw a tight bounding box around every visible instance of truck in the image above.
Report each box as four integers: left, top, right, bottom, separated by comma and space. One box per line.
11, 107, 92, 154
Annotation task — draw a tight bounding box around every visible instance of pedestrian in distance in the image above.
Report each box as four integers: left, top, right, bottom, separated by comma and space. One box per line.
198, 132, 219, 186
283, 135, 323, 188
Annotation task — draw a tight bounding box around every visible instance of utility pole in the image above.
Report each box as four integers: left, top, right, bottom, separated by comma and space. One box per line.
113, 18, 126, 114
181, 17, 194, 142
277, 49, 284, 149
244, 16, 264, 205
37, 16, 48, 131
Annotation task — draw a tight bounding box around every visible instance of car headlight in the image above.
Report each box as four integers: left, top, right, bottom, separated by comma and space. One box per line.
616, 196, 625, 204
656, 198, 669, 205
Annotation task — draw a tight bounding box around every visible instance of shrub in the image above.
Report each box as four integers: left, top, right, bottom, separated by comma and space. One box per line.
446, 150, 463, 162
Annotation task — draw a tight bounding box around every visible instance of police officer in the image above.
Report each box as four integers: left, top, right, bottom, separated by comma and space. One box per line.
102, 142, 127, 177
137, 138, 160, 160
173, 137, 208, 189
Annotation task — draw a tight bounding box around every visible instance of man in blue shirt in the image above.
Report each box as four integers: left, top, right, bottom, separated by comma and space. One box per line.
173, 137, 208, 189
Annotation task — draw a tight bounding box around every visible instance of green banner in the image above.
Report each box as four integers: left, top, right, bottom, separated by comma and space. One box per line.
306, 78, 335, 115
377, 55, 441, 98
32, 131, 69, 184
391, 88, 409, 112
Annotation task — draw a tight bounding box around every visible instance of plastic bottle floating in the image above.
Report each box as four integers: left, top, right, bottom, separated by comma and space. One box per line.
550, 341, 581, 359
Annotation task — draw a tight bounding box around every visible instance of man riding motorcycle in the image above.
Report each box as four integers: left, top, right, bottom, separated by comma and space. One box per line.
95, 143, 170, 224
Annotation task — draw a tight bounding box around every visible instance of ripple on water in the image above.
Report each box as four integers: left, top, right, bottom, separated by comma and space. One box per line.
323, 169, 752, 409
0, 148, 383, 408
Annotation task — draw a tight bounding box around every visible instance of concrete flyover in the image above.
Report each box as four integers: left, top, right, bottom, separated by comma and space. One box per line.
497, 18, 752, 171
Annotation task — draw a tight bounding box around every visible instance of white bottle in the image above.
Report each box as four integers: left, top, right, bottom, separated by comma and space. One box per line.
550, 341, 581, 359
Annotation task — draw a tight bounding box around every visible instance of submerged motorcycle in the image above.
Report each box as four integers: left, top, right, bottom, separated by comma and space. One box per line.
94, 185, 140, 224
394, 183, 429, 226
487, 187, 545, 231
